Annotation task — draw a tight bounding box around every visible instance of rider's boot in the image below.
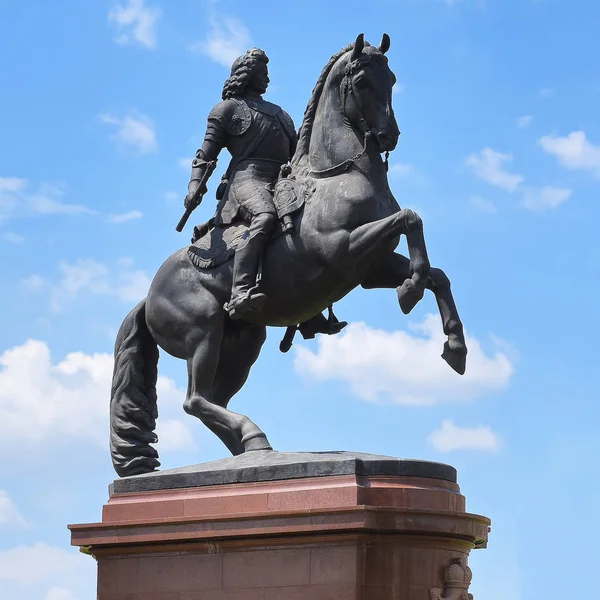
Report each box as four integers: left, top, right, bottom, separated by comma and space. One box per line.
279, 307, 348, 353
298, 308, 348, 340
225, 212, 276, 320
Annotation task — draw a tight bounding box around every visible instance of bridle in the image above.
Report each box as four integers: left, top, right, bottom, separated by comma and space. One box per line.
309, 57, 390, 179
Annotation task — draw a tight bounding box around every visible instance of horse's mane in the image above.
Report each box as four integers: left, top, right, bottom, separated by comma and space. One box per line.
292, 42, 354, 166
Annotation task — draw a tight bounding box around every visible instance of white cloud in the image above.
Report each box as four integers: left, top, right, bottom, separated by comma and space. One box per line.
428, 419, 502, 452
294, 316, 514, 406
539, 130, 600, 178
24, 258, 152, 311
517, 115, 533, 129
51, 259, 110, 309
540, 87, 555, 98
0, 543, 90, 586
190, 15, 251, 68
179, 157, 193, 169
165, 190, 179, 202
45, 588, 78, 600
156, 419, 196, 452
0, 177, 27, 193
521, 185, 572, 211
0, 179, 146, 223
1, 231, 24, 243
389, 163, 413, 177
108, 0, 160, 49
392, 83, 405, 95
466, 142, 576, 212
100, 113, 158, 154
0, 543, 95, 600
0, 178, 94, 220
489, 333, 519, 364
470, 195, 497, 213
465, 148, 524, 192
0, 340, 112, 445
21, 274, 46, 291
108, 209, 143, 223
0, 544, 94, 600
0, 340, 193, 451
114, 267, 152, 303
0, 490, 27, 527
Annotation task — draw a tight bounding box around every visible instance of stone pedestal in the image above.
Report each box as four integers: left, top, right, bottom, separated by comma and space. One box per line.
69, 451, 490, 599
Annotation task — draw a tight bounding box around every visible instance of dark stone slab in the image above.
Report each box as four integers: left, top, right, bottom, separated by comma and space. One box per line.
110, 451, 457, 495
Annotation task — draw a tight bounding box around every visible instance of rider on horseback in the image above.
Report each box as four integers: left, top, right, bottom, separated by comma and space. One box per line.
185, 48, 296, 319
185, 48, 346, 342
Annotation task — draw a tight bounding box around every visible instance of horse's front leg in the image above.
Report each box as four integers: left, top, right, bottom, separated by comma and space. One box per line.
347, 208, 430, 312
362, 253, 467, 375
395, 209, 431, 314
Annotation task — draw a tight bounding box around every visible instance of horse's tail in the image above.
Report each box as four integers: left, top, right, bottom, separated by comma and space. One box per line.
110, 299, 161, 477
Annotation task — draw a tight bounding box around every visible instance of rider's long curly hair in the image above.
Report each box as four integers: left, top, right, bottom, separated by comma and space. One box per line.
222, 48, 269, 100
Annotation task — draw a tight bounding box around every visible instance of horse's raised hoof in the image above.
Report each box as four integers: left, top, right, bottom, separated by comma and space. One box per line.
397, 279, 424, 314
242, 433, 273, 452
442, 341, 467, 375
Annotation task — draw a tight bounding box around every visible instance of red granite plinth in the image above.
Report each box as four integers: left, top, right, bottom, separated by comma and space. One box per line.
69, 473, 490, 599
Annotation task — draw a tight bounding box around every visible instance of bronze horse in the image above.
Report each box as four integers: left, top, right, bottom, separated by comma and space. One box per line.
110, 34, 467, 477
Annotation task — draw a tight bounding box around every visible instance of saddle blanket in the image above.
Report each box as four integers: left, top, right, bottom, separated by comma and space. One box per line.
187, 222, 248, 270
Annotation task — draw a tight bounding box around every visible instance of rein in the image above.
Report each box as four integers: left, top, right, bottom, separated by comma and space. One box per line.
309, 59, 390, 179
309, 130, 370, 179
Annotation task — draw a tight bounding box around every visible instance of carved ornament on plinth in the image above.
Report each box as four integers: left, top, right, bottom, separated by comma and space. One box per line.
429, 558, 473, 600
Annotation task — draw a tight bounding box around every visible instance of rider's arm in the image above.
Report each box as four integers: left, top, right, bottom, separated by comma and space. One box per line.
186, 100, 239, 201
187, 119, 225, 198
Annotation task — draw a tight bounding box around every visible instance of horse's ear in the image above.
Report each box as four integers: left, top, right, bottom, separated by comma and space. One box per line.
352, 33, 365, 61
379, 33, 390, 54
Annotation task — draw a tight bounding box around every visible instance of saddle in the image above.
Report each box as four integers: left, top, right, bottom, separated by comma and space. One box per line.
188, 172, 305, 270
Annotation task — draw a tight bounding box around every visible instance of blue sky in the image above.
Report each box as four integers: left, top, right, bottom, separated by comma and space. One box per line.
1, 0, 599, 598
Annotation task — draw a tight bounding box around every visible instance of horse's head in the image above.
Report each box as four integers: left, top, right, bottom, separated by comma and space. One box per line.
342, 33, 400, 152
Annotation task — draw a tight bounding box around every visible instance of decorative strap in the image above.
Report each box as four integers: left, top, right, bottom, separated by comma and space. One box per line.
308, 61, 372, 179
309, 131, 370, 178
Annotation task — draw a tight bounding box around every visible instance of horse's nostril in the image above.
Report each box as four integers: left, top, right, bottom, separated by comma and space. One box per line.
376, 131, 399, 151
377, 132, 389, 143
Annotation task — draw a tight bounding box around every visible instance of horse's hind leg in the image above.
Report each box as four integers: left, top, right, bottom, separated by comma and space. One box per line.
362, 252, 467, 374
183, 316, 271, 456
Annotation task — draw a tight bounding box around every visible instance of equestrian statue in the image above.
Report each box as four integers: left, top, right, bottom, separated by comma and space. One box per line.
110, 34, 468, 477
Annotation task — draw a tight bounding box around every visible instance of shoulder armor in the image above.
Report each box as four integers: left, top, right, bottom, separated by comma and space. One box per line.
208, 99, 252, 136
277, 109, 297, 141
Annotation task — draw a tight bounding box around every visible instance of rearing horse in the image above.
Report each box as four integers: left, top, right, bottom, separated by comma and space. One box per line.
110, 34, 467, 477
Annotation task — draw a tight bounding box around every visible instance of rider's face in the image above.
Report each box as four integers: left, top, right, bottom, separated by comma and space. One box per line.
250, 63, 269, 95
